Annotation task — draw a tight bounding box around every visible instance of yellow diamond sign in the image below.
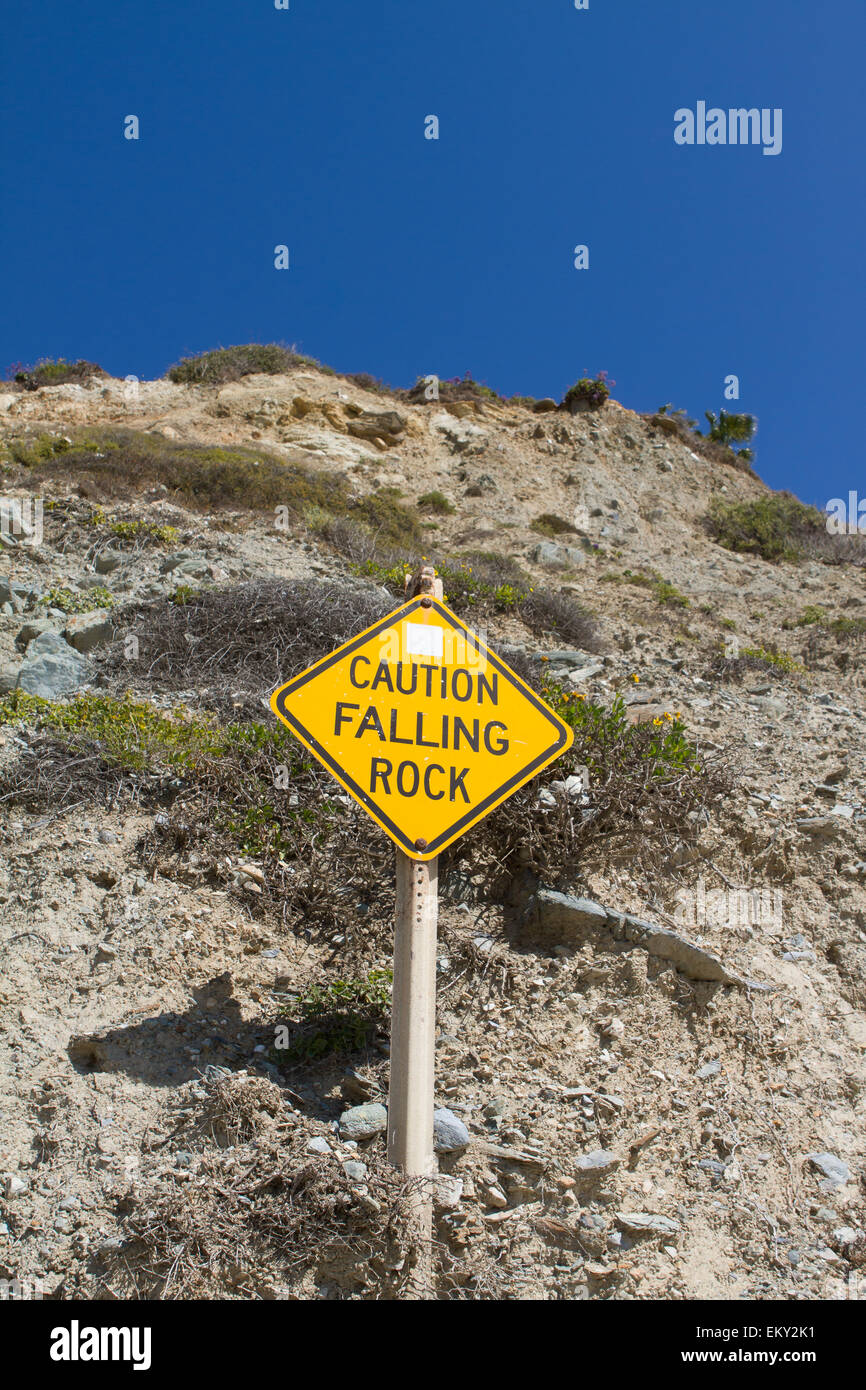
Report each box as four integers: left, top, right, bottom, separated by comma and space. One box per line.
270, 597, 573, 859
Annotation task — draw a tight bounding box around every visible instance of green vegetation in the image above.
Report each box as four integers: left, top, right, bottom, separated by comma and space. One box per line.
39, 585, 115, 614
467, 678, 726, 886
6, 428, 422, 547
656, 403, 698, 430
530, 513, 578, 537
739, 645, 805, 674
601, 569, 689, 607
652, 579, 690, 608
105, 517, 180, 546
166, 343, 321, 386
704, 410, 756, 462
417, 490, 455, 516
706, 493, 827, 562
788, 605, 827, 628
274, 971, 392, 1062
7, 359, 106, 392
0, 692, 237, 772
562, 372, 613, 411
353, 550, 600, 647
824, 615, 866, 638
404, 372, 502, 405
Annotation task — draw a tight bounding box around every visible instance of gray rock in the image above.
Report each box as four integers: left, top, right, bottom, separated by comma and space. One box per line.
434, 1107, 470, 1152
346, 409, 406, 444
796, 817, 837, 835
696, 1061, 721, 1079
434, 1175, 464, 1211
306, 1137, 332, 1155
537, 649, 598, 666
580, 1213, 607, 1232
574, 1149, 620, 1178
65, 609, 114, 654
339, 1102, 388, 1141
16, 633, 90, 699
340, 1069, 383, 1104
525, 890, 608, 938
465, 474, 497, 497
697, 1159, 727, 1177
94, 551, 122, 574
15, 618, 57, 650
174, 559, 212, 579
530, 541, 586, 569
607, 1230, 634, 1251
342, 1160, 368, 1181
550, 775, 591, 801
616, 1212, 681, 1236
160, 551, 209, 576
833, 1226, 860, 1246
807, 1152, 850, 1189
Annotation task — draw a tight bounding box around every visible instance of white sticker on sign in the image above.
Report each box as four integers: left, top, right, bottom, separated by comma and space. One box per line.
405, 622, 444, 658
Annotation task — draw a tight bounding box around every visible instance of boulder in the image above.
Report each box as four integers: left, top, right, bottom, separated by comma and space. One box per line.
530, 541, 586, 569
65, 609, 114, 654
433, 1108, 470, 1153
15, 632, 90, 699
339, 1103, 388, 1141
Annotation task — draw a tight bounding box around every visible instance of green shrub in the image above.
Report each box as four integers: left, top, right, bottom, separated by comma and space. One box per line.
402, 372, 502, 406
274, 971, 392, 1062
464, 682, 729, 887
351, 489, 423, 549
704, 410, 756, 461
656, 403, 698, 430
39, 585, 115, 614
652, 578, 690, 608
740, 645, 805, 674
787, 605, 827, 628
87, 509, 180, 547
706, 493, 826, 562
603, 569, 688, 607
417, 490, 455, 516
530, 513, 578, 537
0, 688, 395, 937
8, 359, 106, 391
166, 343, 320, 386
9, 426, 349, 515
562, 372, 613, 411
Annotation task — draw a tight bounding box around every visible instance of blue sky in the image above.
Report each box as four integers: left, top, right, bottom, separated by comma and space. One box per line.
1, 0, 862, 506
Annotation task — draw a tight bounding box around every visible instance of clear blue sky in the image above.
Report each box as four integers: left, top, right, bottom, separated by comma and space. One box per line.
1, 1, 862, 506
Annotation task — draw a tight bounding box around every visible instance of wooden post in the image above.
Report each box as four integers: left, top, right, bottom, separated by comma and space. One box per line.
388, 849, 438, 1285
386, 563, 443, 1297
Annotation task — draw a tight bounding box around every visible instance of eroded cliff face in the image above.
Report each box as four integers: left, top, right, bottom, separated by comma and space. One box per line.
0, 365, 863, 1301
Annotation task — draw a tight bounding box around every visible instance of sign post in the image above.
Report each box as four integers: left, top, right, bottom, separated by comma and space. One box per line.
270, 564, 573, 1297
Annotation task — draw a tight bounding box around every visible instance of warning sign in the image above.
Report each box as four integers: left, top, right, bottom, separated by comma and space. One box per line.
270, 596, 573, 859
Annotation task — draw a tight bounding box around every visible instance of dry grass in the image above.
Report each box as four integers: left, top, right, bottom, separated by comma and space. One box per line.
103, 578, 394, 718
102, 1076, 419, 1300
